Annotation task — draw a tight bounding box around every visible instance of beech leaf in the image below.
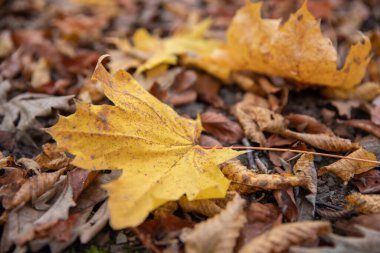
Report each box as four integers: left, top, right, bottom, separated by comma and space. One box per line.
47, 56, 243, 229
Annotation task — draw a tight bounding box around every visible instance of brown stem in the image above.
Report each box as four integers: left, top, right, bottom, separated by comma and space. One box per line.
202, 146, 380, 165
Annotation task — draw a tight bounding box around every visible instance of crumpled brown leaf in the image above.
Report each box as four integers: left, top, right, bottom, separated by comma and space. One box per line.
236, 106, 359, 151
346, 192, 380, 214
201, 111, 243, 144
318, 148, 377, 182
2, 169, 64, 209
239, 221, 331, 253
221, 159, 310, 193
181, 194, 247, 253
351, 170, 380, 194
179, 196, 223, 217
34, 143, 72, 171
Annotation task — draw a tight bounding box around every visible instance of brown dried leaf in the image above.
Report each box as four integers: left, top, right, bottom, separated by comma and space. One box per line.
286, 113, 334, 136
2, 169, 64, 209
201, 112, 243, 144
237, 106, 358, 151
283, 130, 359, 152
351, 170, 380, 194
221, 160, 309, 193
346, 192, 380, 214
236, 202, 282, 250
179, 196, 223, 217
342, 119, 380, 139
153, 201, 178, 219
294, 154, 317, 194
239, 221, 331, 253
181, 194, 246, 253
318, 148, 377, 182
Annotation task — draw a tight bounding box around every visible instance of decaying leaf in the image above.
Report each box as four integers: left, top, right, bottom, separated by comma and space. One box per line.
286, 113, 334, 136
239, 221, 331, 253
201, 111, 244, 144
342, 119, 380, 139
179, 196, 225, 217
346, 192, 380, 214
181, 194, 247, 253
47, 57, 242, 228
223, 2, 371, 89
321, 82, 380, 101
351, 170, 380, 194
0, 92, 73, 132
2, 169, 64, 209
318, 148, 377, 182
34, 143, 72, 171
236, 106, 359, 151
294, 154, 317, 194
290, 226, 380, 253
153, 201, 178, 219
221, 159, 309, 193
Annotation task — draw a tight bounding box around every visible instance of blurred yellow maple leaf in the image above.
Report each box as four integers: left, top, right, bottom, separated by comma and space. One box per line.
131, 19, 222, 73
47, 56, 242, 229
197, 2, 371, 89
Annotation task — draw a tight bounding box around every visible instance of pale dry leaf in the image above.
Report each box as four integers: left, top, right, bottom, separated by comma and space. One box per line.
318, 148, 377, 182
290, 226, 380, 253
78, 201, 109, 244
221, 159, 309, 193
239, 221, 331, 253
2, 169, 64, 209
181, 194, 246, 253
179, 196, 223, 217
0, 93, 73, 131
31, 58, 51, 88
346, 192, 380, 214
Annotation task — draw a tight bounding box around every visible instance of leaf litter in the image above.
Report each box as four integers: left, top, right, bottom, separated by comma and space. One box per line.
1, 0, 380, 252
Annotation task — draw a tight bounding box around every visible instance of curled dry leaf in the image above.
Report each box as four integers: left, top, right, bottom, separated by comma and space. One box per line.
201, 111, 243, 144
286, 113, 334, 136
342, 119, 380, 139
221, 159, 309, 193
153, 201, 178, 219
318, 148, 377, 182
239, 221, 331, 253
181, 194, 247, 253
235, 106, 266, 146
2, 169, 64, 209
346, 192, 380, 214
179, 196, 223, 217
47, 57, 243, 228
236, 105, 359, 151
223, 2, 371, 89
293, 154, 317, 194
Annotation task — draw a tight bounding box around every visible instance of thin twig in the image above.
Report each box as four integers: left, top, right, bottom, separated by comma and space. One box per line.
202, 146, 380, 165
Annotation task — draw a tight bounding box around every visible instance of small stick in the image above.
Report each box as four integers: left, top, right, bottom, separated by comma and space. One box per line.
202, 146, 380, 165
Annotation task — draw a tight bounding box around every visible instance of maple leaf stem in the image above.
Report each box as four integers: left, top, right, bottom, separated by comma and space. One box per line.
202, 146, 380, 165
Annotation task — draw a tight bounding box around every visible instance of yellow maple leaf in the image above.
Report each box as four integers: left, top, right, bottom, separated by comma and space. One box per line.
219, 1, 371, 89
47, 56, 242, 229
130, 19, 222, 73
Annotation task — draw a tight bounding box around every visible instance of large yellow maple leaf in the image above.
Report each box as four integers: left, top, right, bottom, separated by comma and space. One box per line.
204, 2, 371, 89
47, 56, 242, 229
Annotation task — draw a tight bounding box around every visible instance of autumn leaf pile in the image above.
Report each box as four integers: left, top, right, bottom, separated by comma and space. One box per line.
2, 0, 380, 252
